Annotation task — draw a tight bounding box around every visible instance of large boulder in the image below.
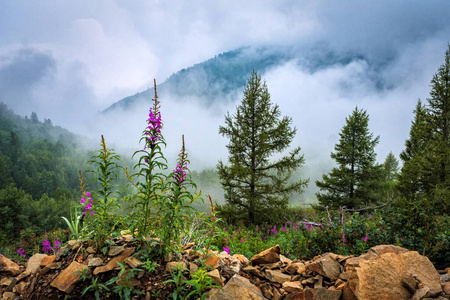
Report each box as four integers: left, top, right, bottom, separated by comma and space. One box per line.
343, 251, 442, 300
208, 274, 265, 300
0, 255, 20, 276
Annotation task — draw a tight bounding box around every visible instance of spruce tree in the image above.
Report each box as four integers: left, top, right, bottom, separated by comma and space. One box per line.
315, 107, 383, 209
216, 70, 308, 225
398, 45, 450, 200
398, 100, 431, 199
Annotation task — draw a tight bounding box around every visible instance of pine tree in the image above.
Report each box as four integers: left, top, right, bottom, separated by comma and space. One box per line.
216, 70, 308, 225
315, 107, 383, 209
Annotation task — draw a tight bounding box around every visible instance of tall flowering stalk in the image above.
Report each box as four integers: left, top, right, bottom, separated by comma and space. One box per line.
158, 135, 200, 253
129, 80, 168, 240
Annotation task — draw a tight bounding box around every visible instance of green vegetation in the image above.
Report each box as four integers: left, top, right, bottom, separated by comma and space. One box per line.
217, 70, 308, 225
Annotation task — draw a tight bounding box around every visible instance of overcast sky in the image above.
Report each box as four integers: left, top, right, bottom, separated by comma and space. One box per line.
1, 0, 450, 200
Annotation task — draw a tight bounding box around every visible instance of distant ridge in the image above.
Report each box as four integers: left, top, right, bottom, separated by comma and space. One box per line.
103, 45, 373, 113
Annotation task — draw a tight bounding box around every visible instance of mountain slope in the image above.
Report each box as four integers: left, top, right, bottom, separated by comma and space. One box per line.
104, 45, 372, 112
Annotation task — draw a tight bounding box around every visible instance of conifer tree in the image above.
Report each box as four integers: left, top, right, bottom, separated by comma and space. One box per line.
398, 45, 450, 200
398, 100, 431, 199
315, 107, 383, 209
216, 70, 308, 225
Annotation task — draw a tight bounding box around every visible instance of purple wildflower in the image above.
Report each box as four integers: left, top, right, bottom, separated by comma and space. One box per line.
223, 246, 230, 255
363, 236, 368, 242
80, 192, 94, 216
42, 239, 52, 254
17, 248, 25, 257
145, 108, 162, 146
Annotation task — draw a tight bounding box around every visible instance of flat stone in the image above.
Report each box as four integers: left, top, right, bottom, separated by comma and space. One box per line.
208, 274, 265, 299
88, 257, 103, 267
40, 255, 55, 267
108, 245, 125, 256
93, 247, 135, 275
242, 265, 261, 277
282, 281, 303, 293
86, 247, 96, 254
265, 269, 292, 284
0, 255, 20, 276
125, 256, 143, 269
50, 261, 88, 293
251, 245, 280, 265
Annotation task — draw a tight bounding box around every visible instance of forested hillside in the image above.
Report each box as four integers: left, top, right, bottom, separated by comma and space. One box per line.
0, 103, 95, 243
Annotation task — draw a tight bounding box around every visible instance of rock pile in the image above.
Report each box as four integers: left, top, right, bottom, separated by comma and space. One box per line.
1, 240, 449, 299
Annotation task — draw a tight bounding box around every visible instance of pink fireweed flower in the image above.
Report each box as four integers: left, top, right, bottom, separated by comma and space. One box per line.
80, 192, 94, 216
173, 161, 188, 185
363, 236, 368, 242
223, 246, 230, 255
145, 108, 162, 147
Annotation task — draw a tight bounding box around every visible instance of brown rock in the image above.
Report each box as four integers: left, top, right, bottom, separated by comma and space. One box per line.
166, 261, 187, 273
242, 265, 262, 277
233, 254, 250, 265
272, 287, 282, 300
208, 274, 265, 299
1, 292, 16, 300
286, 262, 306, 275
282, 281, 303, 293
342, 251, 442, 300
0, 255, 20, 276
344, 257, 367, 272
15, 281, 29, 294
189, 263, 198, 274
207, 269, 224, 287
108, 245, 125, 256
86, 246, 96, 254
411, 286, 430, 300
220, 256, 242, 275
442, 281, 450, 294
260, 282, 273, 299
88, 257, 103, 267
280, 255, 292, 265
50, 261, 88, 293
362, 245, 408, 260
265, 269, 292, 284
0, 276, 13, 286
124, 256, 143, 269
312, 287, 342, 300
40, 255, 55, 267
307, 254, 341, 281
26, 254, 47, 275
205, 254, 220, 269
400, 251, 442, 296
251, 245, 280, 265
93, 247, 135, 275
